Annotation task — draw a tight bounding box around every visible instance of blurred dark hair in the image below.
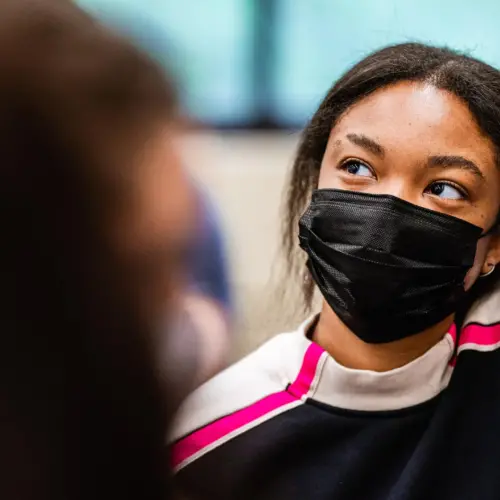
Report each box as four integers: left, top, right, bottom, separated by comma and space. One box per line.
0, 1, 178, 499
283, 42, 500, 324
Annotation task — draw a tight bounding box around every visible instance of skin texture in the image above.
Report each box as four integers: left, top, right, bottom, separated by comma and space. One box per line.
313, 81, 500, 371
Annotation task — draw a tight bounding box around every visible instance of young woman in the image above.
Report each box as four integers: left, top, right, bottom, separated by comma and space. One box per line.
0, 1, 204, 499
171, 43, 500, 500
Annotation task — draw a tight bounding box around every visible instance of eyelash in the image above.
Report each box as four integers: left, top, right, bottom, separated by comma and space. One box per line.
338, 159, 375, 178
430, 180, 469, 199
338, 159, 470, 200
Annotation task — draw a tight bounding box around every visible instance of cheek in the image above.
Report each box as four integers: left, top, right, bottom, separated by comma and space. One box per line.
318, 159, 338, 189
464, 238, 489, 291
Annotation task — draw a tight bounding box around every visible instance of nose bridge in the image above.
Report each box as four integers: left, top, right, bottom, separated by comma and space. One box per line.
383, 177, 413, 203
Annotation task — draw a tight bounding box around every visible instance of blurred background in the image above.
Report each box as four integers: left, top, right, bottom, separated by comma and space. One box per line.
78, 0, 500, 357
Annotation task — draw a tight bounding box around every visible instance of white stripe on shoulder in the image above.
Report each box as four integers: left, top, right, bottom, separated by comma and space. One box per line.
169, 317, 316, 443
464, 281, 500, 326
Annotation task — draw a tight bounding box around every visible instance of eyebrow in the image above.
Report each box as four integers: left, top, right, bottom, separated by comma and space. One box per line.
346, 133, 385, 157
428, 155, 486, 182
344, 133, 486, 183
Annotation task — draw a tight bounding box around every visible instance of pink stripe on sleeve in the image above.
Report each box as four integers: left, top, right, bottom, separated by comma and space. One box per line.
459, 323, 500, 347
448, 323, 458, 344
288, 342, 324, 398
171, 342, 324, 470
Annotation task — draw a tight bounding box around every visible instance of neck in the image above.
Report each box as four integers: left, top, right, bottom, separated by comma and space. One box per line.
312, 302, 454, 372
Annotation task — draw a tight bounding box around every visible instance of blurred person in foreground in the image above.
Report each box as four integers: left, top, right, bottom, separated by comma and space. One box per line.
0, 0, 215, 498
171, 43, 500, 500
94, 2, 234, 385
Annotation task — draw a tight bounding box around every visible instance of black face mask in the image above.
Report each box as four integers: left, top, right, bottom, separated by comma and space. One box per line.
299, 189, 486, 344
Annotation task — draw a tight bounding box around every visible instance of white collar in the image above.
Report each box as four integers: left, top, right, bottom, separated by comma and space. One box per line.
297, 283, 500, 412
297, 316, 455, 411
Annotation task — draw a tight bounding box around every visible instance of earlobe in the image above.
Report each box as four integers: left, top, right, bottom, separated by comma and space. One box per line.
481, 234, 500, 276
480, 262, 496, 278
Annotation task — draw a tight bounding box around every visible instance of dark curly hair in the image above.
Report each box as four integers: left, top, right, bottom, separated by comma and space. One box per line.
283, 42, 500, 324
0, 1, 179, 499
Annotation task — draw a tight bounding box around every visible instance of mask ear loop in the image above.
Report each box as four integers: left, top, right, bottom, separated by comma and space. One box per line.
479, 223, 498, 239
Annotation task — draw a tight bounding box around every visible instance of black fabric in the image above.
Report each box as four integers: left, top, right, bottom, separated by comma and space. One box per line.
298, 189, 482, 343
176, 350, 500, 500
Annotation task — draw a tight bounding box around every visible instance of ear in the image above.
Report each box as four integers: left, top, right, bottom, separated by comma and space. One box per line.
481, 232, 500, 275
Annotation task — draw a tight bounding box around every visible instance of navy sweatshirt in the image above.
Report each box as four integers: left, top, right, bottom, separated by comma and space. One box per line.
171, 284, 500, 500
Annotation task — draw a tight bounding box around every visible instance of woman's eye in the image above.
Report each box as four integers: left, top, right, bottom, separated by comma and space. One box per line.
341, 160, 374, 178
427, 182, 466, 200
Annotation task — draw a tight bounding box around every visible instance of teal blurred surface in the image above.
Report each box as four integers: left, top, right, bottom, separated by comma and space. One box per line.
77, 0, 500, 126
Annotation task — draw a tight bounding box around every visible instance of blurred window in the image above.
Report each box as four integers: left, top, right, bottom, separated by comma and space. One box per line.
78, 0, 500, 129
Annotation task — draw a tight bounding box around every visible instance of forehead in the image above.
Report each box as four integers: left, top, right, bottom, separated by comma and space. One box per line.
331, 81, 496, 167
